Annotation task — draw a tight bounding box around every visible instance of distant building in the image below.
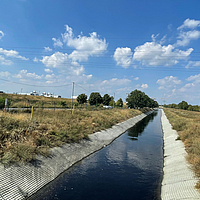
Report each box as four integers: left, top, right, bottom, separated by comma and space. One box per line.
41, 92, 61, 98
30, 91, 39, 96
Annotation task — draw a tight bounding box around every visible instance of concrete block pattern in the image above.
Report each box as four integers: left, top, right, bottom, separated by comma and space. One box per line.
0, 111, 152, 200
161, 109, 200, 200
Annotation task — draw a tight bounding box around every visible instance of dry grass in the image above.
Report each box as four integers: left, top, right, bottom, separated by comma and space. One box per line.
0, 108, 141, 165
164, 108, 200, 189
0, 93, 73, 108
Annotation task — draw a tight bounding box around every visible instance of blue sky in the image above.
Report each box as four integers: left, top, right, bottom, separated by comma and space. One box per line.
1, 0, 200, 105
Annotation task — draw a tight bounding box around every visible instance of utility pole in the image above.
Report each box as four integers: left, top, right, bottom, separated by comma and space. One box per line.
113, 93, 115, 108
71, 82, 75, 113
161, 98, 177, 107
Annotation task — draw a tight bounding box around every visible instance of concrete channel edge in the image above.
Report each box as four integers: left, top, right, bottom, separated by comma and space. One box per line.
161, 109, 200, 200
0, 111, 153, 200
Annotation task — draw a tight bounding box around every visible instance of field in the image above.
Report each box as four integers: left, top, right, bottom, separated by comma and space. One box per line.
164, 108, 200, 189
0, 106, 141, 165
0, 93, 73, 108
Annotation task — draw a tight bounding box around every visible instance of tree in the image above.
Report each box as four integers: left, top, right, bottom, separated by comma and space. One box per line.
126, 90, 146, 109
77, 93, 87, 105
116, 98, 123, 107
126, 89, 158, 109
88, 92, 102, 106
178, 101, 189, 110
102, 94, 111, 106
109, 96, 115, 107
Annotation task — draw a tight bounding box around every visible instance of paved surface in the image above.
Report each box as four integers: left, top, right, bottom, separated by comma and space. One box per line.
0, 111, 153, 200
161, 109, 200, 200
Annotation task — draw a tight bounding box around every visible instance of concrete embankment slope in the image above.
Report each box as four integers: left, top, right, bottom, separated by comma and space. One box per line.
161, 109, 200, 200
0, 111, 153, 200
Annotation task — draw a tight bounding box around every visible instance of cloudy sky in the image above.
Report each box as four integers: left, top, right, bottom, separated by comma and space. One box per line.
1, 0, 200, 105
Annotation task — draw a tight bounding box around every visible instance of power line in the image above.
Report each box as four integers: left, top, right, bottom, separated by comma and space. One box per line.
0, 77, 72, 87
75, 83, 90, 92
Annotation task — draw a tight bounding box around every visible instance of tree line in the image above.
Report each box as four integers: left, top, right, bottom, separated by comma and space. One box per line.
77, 89, 159, 109
164, 101, 200, 112
77, 93, 123, 107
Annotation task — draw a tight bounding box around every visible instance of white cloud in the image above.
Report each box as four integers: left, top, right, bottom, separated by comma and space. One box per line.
0, 71, 10, 77
42, 25, 107, 79
13, 70, 43, 80
179, 74, 200, 93
101, 78, 131, 86
134, 77, 139, 80
61, 25, 108, 61
185, 61, 200, 69
41, 52, 85, 76
133, 41, 193, 66
168, 24, 172, 31
44, 47, 52, 52
0, 55, 13, 65
177, 19, 200, 30
157, 76, 182, 89
0, 31, 4, 40
186, 74, 200, 82
141, 84, 148, 89
176, 30, 200, 46
52, 38, 63, 48
44, 68, 53, 73
33, 57, 39, 62
0, 48, 29, 60
41, 52, 69, 68
113, 47, 133, 68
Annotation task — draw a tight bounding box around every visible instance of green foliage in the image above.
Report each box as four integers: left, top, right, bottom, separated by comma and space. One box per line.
60, 101, 67, 107
126, 89, 158, 109
178, 101, 189, 110
116, 98, 123, 107
164, 101, 200, 112
102, 94, 111, 106
89, 92, 102, 106
0, 98, 11, 109
77, 93, 87, 104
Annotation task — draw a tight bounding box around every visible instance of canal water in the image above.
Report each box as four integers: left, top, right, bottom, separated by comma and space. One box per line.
30, 110, 163, 200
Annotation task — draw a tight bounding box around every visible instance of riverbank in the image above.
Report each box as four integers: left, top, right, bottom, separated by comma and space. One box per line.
0, 109, 141, 165
161, 109, 200, 199
0, 111, 153, 200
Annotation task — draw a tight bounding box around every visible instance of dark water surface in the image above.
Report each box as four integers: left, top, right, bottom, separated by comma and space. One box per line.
30, 110, 163, 200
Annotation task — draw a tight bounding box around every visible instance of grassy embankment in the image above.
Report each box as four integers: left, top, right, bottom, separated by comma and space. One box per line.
164, 108, 200, 189
0, 93, 73, 108
0, 106, 142, 165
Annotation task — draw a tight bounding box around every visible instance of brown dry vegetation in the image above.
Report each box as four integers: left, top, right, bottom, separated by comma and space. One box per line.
163, 108, 200, 189
0, 108, 141, 165
0, 93, 73, 108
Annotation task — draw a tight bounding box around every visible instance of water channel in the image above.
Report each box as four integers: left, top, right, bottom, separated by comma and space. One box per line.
29, 110, 163, 200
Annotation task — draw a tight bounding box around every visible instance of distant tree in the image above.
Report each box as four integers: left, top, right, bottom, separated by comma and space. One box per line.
77, 93, 87, 105
116, 98, 123, 107
178, 101, 189, 110
89, 92, 102, 106
126, 89, 158, 109
126, 90, 146, 109
102, 94, 111, 106
109, 96, 115, 107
